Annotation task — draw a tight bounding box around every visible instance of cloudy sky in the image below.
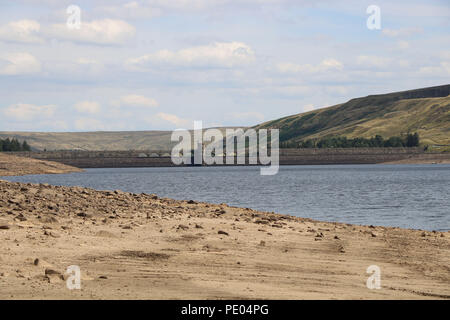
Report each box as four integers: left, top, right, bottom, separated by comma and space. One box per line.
0, 0, 449, 132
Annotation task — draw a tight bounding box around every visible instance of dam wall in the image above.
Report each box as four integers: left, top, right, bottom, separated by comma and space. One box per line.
7, 147, 447, 168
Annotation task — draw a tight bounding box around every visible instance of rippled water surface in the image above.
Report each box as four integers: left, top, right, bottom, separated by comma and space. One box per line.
3, 164, 450, 231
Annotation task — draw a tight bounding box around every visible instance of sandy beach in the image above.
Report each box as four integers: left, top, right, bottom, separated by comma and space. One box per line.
0, 155, 449, 300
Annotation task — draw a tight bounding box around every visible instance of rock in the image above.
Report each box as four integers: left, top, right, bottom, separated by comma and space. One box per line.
259, 240, 266, 247
44, 230, 60, 238
99, 275, 108, 279
370, 232, 377, 238
77, 212, 92, 218
177, 224, 189, 231
195, 224, 203, 229
41, 216, 58, 224
334, 235, 340, 240
44, 268, 64, 283
45, 269, 61, 276
0, 225, 10, 230
95, 230, 117, 238
218, 230, 229, 236
15, 214, 27, 222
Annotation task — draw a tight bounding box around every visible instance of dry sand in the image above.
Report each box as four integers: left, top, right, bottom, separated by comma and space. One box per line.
0, 153, 83, 176
0, 155, 449, 300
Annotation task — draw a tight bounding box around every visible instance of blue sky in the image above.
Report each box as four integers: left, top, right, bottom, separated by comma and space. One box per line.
0, 0, 449, 131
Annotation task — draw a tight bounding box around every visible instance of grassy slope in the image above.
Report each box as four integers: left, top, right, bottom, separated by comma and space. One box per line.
255, 84, 450, 146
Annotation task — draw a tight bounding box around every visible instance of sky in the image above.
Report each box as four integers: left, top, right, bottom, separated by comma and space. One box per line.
0, 0, 449, 132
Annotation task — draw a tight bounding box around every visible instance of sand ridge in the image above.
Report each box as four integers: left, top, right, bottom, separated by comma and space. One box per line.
0, 153, 82, 176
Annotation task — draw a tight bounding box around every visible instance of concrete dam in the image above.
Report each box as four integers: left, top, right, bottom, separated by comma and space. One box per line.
8, 148, 449, 168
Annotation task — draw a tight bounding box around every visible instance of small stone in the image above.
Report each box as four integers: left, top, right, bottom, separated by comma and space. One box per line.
218, 230, 229, 236
0, 225, 10, 230
44, 230, 60, 238
77, 212, 92, 218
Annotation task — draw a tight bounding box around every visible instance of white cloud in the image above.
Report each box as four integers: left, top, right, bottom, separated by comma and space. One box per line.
230, 111, 265, 121
0, 52, 41, 75
273, 85, 312, 96
0, 19, 44, 44
396, 40, 410, 50
97, 1, 163, 19
302, 104, 315, 112
155, 112, 191, 127
74, 101, 101, 114
74, 118, 105, 131
276, 58, 343, 74
382, 27, 422, 38
418, 61, 450, 76
356, 55, 391, 68
126, 42, 255, 69
3, 103, 56, 121
113, 95, 159, 108
46, 19, 136, 45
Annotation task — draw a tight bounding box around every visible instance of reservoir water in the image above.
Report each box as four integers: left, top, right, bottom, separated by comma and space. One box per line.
3, 164, 449, 231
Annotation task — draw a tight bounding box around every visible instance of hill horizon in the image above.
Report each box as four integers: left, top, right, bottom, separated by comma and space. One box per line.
1, 84, 449, 151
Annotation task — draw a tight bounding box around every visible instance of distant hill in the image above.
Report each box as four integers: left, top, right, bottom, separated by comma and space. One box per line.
0, 128, 237, 151
0, 131, 173, 151
255, 84, 450, 146
2, 85, 449, 151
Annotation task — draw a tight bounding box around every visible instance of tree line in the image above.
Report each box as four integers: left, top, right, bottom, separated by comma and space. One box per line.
280, 133, 420, 149
0, 138, 31, 152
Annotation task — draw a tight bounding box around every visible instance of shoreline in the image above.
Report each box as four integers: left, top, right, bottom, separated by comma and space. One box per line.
0, 155, 449, 299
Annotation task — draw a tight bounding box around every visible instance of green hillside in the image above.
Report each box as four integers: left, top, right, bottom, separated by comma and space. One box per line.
255, 84, 450, 146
